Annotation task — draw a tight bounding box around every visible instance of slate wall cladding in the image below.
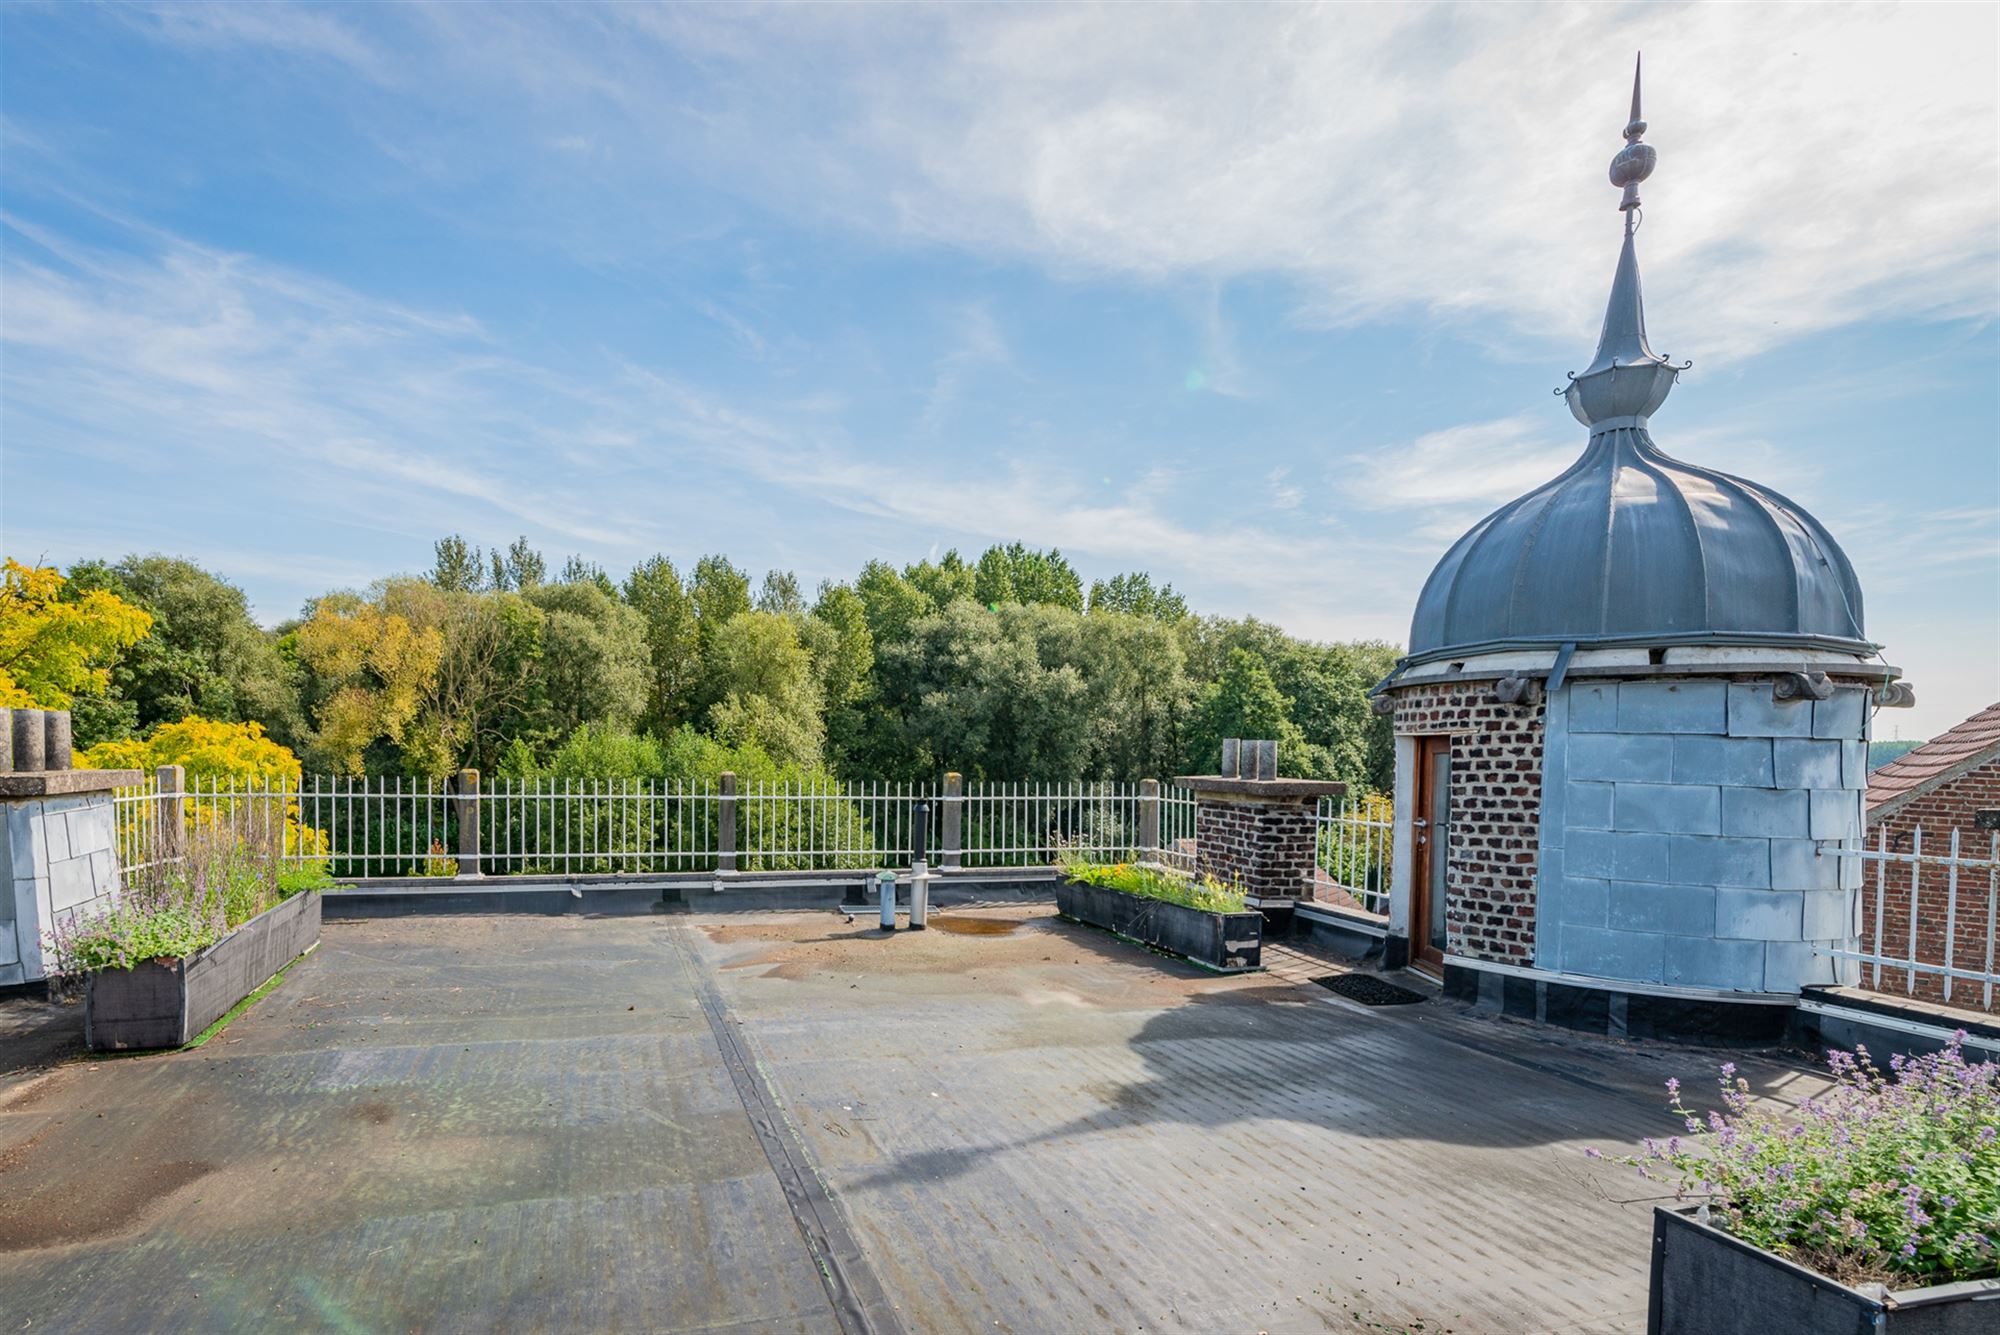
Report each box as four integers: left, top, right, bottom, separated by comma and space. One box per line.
1862, 759, 2000, 1013
1, 791, 121, 986
1389, 681, 1545, 965
1537, 679, 1868, 993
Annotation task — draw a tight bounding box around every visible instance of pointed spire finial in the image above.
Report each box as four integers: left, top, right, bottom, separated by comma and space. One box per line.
1609, 53, 1656, 215
1561, 53, 1686, 430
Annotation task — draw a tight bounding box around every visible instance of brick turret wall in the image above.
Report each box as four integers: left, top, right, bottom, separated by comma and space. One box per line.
1389, 681, 1546, 965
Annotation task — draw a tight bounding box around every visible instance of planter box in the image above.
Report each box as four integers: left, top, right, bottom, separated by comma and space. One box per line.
1056, 878, 1261, 972
1649, 1206, 2000, 1335
85, 891, 321, 1051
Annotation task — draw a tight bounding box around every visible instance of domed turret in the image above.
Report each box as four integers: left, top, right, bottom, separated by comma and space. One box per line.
1376, 56, 1898, 1027
1405, 57, 1868, 667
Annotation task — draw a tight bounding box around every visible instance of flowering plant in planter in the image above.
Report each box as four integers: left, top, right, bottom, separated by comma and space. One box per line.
1591, 1034, 1999, 1289
1057, 850, 1247, 914
45, 830, 333, 976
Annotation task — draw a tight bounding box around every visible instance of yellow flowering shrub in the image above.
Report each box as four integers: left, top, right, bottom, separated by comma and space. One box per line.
0, 559, 152, 708
81, 717, 327, 859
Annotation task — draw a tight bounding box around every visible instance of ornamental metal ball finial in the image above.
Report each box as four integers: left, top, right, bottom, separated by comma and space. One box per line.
1609, 52, 1655, 212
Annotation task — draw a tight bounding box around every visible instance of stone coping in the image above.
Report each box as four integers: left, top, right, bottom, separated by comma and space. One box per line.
0, 769, 142, 798
1173, 775, 1347, 799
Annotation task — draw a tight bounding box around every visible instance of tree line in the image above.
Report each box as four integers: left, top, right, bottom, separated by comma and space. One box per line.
18, 539, 1399, 793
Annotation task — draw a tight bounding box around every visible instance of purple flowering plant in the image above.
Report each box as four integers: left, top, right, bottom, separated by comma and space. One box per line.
1589, 1036, 1999, 1287
43, 829, 331, 977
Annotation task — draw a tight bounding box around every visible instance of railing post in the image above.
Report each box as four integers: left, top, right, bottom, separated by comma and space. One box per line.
455, 767, 482, 878
718, 771, 738, 872
1138, 778, 1161, 859
156, 764, 186, 864
941, 772, 963, 868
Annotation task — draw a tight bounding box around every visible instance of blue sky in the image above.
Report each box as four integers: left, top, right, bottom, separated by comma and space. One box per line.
3, 3, 1995, 739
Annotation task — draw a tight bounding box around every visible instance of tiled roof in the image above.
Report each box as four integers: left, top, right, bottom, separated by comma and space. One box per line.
1866, 701, 2000, 813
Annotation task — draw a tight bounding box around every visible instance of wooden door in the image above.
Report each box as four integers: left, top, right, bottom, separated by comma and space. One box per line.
1408, 736, 1451, 973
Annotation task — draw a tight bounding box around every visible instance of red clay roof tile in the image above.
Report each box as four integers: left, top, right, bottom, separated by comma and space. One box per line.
1866, 701, 2000, 811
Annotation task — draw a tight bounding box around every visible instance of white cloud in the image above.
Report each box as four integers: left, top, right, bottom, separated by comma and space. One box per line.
1345, 414, 1579, 511
117, 1, 386, 79
390, 3, 1996, 365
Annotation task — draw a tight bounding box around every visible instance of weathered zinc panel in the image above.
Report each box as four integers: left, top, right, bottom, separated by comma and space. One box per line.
1537, 680, 1869, 992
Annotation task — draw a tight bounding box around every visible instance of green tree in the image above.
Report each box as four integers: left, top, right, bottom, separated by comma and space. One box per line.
430, 536, 486, 593
379, 578, 543, 776
1184, 648, 1307, 776
690, 555, 751, 651
64, 556, 302, 749
488, 536, 546, 592
973, 542, 1084, 610
874, 602, 1091, 781
294, 589, 444, 775
904, 550, 977, 608
755, 569, 805, 616
1088, 571, 1188, 622
559, 554, 617, 597
521, 580, 649, 744
854, 559, 935, 646
623, 555, 701, 734
701, 611, 825, 770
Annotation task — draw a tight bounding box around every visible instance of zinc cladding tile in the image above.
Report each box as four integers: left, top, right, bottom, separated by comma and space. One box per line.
1615, 681, 1728, 734
1565, 781, 1615, 831
1671, 736, 1774, 788
1569, 733, 1675, 783
1770, 839, 1841, 891
1607, 881, 1715, 936
1808, 789, 1861, 841
1612, 782, 1721, 835
1715, 887, 1804, 941
1665, 934, 1768, 989
1669, 834, 1770, 888
1864, 701, 2000, 810
1727, 683, 1815, 739
1812, 689, 1869, 741
1568, 683, 1619, 733
1558, 925, 1666, 983
1774, 739, 1844, 790
1719, 787, 1809, 839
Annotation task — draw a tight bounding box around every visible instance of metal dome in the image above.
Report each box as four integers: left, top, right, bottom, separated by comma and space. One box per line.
1402, 59, 1869, 667
1406, 425, 1868, 663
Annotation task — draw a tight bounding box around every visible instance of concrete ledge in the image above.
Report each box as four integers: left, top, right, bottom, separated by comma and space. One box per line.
0, 769, 142, 797
326, 868, 1062, 918
1173, 776, 1346, 800
1792, 986, 2000, 1060
1290, 902, 1387, 961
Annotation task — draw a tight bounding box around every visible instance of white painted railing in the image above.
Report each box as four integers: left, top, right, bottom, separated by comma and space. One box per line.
113, 775, 1211, 880
1316, 796, 1394, 917
1825, 828, 2000, 1011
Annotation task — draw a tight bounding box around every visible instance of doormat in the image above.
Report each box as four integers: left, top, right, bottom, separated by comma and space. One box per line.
1313, 973, 1426, 1006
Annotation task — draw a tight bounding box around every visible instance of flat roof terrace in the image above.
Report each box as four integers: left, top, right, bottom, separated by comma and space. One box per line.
0, 906, 1833, 1333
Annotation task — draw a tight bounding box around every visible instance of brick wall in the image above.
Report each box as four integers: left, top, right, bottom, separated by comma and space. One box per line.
1864, 760, 2000, 1013
1195, 797, 1319, 899
1389, 681, 1545, 965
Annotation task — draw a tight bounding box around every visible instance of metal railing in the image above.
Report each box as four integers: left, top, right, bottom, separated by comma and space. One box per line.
113, 773, 1209, 881
1316, 795, 1394, 917
1826, 828, 2000, 1011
